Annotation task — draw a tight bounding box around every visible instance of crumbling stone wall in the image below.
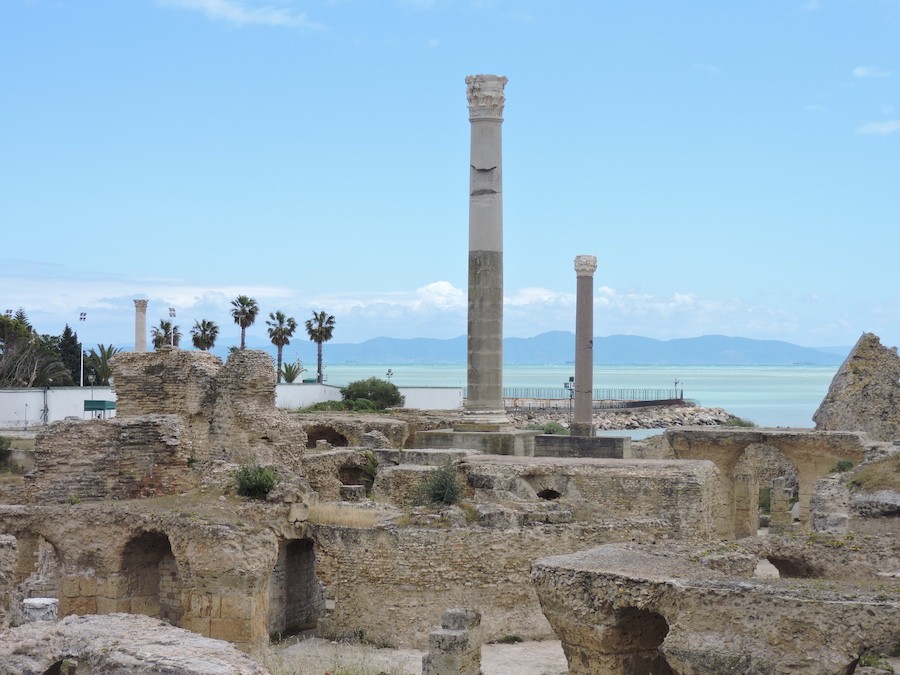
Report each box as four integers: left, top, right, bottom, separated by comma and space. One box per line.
29, 416, 195, 503
814, 332, 900, 441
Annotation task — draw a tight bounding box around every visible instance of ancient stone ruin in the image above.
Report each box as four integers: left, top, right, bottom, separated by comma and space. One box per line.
814, 331, 900, 442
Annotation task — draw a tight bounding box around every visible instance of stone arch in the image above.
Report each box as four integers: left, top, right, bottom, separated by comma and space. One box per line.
305, 425, 349, 449
14, 531, 63, 600
121, 530, 183, 626
766, 556, 824, 579
268, 538, 324, 638
601, 607, 675, 674
735, 443, 801, 533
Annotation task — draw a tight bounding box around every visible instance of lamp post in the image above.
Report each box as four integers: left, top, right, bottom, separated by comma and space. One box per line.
168, 307, 176, 347
79, 312, 87, 387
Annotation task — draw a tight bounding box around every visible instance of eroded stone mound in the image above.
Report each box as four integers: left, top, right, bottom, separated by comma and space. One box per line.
814, 332, 900, 441
0, 613, 269, 675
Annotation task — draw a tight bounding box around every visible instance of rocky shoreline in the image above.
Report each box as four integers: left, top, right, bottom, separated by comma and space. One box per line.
508, 403, 740, 432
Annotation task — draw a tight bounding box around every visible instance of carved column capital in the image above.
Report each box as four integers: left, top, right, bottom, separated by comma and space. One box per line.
133, 299, 149, 311
574, 255, 597, 277
466, 74, 508, 121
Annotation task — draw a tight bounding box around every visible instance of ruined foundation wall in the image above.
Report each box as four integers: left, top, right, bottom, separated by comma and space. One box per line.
0, 535, 15, 629
314, 516, 709, 649
30, 416, 197, 503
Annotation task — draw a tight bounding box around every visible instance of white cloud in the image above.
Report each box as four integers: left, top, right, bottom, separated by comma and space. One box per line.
157, 0, 323, 29
856, 119, 900, 135
852, 65, 891, 79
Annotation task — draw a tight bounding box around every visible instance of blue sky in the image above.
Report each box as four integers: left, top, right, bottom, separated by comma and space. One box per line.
2, 0, 898, 352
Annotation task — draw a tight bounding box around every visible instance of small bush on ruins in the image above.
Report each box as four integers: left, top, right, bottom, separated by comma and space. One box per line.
526, 421, 569, 435
235, 464, 278, 500
831, 458, 855, 473
340, 377, 404, 411
303, 400, 348, 412
416, 461, 463, 506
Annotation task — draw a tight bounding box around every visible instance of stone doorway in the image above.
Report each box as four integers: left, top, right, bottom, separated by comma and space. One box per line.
605, 607, 674, 675
121, 531, 183, 626
268, 538, 324, 638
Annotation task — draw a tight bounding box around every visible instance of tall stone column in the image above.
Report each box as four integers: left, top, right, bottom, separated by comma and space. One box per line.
571, 255, 597, 437
462, 74, 509, 429
133, 299, 148, 353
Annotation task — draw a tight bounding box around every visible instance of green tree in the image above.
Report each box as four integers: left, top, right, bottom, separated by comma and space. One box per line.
58, 324, 81, 385
0, 314, 71, 387
280, 360, 306, 383
231, 295, 259, 350
305, 310, 335, 384
151, 320, 181, 349
266, 311, 297, 383
340, 377, 404, 410
85, 344, 121, 385
190, 319, 219, 351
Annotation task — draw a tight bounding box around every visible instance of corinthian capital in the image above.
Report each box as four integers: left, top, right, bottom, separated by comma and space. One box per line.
574, 255, 598, 277
466, 74, 508, 120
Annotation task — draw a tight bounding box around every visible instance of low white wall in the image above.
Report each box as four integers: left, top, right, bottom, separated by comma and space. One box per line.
0, 384, 463, 429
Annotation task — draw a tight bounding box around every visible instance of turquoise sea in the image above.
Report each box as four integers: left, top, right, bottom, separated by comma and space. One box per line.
320, 364, 840, 429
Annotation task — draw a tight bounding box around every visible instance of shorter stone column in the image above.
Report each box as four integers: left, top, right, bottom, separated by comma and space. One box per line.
571, 255, 597, 437
733, 472, 759, 538
133, 299, 149, 353
422, 608, 482, 675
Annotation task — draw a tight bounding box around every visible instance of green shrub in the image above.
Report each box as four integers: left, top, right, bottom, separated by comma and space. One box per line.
340, 377, 404, 410
758, 487, 771, 514
831, 458, 854, 473
361, 450, 379, 494
235, 464, 277, 500
525, 421, 570, 435
304, 400, 349, 412
351, 398, 377, 411
0, 437, 10, 466
416, 461, 464, 506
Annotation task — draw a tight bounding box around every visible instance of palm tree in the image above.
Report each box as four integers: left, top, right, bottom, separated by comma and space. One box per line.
280, 360, 306, 384
231, 295, 259, 350
190, 319, 219, 351
305, 310, 335, 384
151, 320, 181, 350
266, 311, 297, 383
85, 344, 122, 385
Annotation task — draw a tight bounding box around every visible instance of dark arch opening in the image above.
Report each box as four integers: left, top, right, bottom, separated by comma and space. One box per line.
305, 426, 349, 449
767, 556, 824, 579
613, 607, 674, 675
269, 538, 324, 639
121, 531, 182, 626
537, 488, 561, 500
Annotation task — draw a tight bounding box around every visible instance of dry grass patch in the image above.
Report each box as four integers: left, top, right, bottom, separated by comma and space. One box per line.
848, 455, 900, 493
307, 503, 382, 528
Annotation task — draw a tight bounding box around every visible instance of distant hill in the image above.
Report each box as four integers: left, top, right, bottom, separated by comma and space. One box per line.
230, 332, 847, 366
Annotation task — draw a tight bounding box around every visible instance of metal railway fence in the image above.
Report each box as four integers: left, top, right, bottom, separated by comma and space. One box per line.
462, 387, 686, 411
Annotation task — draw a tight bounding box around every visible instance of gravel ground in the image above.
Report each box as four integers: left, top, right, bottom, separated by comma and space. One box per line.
268, 637, 568, 675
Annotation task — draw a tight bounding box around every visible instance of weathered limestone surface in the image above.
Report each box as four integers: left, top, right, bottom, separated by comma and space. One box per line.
532, 541, 900, 675
0, 535, 15, 629
0, 613, 268, 675
814, 332, 900, 441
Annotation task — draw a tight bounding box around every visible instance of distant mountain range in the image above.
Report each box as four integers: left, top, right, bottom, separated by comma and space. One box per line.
228, 332, 848, 366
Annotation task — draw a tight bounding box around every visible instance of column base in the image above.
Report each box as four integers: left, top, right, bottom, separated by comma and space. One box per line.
569, 422, 595, 438
455, 408, 513, 432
